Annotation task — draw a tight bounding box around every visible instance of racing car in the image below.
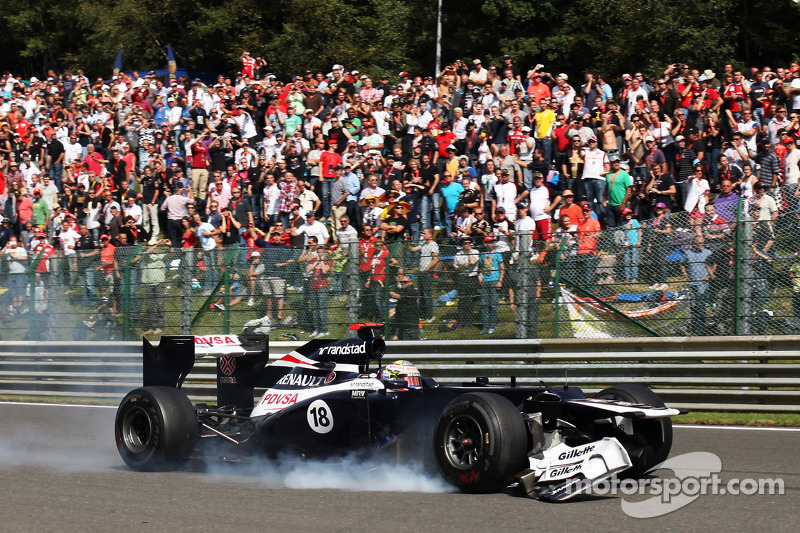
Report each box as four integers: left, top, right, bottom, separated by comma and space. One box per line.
114, 324, 684, 501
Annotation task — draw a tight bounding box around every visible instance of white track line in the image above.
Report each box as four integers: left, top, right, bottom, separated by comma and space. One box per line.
1, 402, 800, 431
0, 401, 116, 409
675, 424, 800, 432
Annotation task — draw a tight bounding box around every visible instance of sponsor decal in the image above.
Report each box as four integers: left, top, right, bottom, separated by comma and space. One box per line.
324, 372, 336, 384
548, 464, 583, 478
558, 445, 595, 461
259, 393, 299, 406
195, 335, 238, 345
219, 355, 236, 376
317, 343, 367, 356
445, 402, 470, 418
307, 399, 334, 434
351, 390, 366, 399
459, 470, 479, 485
219, 377, 236, 384
349, 380, 382, 389
277, 373, 325, 387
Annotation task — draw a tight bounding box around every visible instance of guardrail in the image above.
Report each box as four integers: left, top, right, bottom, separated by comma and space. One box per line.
1, 337, 798, 412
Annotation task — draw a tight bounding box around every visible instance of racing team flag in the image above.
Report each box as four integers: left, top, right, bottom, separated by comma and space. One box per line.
113, 49, 123, 78
167, 44, 177, 82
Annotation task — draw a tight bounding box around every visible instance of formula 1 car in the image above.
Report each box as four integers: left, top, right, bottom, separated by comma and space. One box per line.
114, 324, 684, 501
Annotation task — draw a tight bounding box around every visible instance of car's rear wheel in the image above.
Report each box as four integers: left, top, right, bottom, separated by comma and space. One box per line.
115, 386, 198, 471
434, 393, 528, 493
594, 384, 673, 476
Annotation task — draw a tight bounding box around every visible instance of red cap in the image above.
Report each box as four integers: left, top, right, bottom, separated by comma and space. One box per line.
484, 235, 496, 243
622, 208, 633, 215
100, 234, 109, 240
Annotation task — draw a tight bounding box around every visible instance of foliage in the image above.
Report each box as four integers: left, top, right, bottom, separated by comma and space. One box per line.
1, 0, 800, 80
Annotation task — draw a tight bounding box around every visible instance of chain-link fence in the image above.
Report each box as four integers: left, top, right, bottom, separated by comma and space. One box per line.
2, 189, 799, 341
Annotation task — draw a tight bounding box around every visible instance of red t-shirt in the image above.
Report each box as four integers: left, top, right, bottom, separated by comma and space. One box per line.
527, 83, 551, 105
242, 56, 256, 78
700, 88, 720, 110
100, 244, 116, 273
191, 143, 209, 169
320, 150, 341, 179
358, 237, 376, 271
724, 84, 745, 113
15, 120, 31, 143
507, 128, 525, 155
679, 82, 701, 108
84, 152, 104, 176
435, 132, 457, 158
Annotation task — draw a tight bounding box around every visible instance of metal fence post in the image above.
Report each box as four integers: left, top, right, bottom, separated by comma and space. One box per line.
733, 193, 743, 335
122, 244, 141, 340
516, 231, 531, 339
346, 240, 359, 336
27, 249, 45, 339
182, 248, 192, 334
553, 236, 567, 339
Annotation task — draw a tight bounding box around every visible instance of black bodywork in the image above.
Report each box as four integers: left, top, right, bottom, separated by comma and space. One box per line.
139, 326, 658, 465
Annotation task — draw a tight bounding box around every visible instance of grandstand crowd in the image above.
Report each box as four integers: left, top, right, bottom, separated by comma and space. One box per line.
1, 55, 799, 335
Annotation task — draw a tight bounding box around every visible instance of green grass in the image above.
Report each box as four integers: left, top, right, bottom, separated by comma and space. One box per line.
675, 411, 800, 427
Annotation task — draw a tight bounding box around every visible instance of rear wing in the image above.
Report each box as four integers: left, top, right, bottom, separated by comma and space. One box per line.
143, 334, 280, 408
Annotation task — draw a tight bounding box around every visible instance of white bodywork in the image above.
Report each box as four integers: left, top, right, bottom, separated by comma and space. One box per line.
568, 399, 681, 418
528, 437, 632, 501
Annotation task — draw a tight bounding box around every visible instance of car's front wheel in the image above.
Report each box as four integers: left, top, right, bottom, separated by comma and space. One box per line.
434, 393, 528, 493
115, 386, 198, 471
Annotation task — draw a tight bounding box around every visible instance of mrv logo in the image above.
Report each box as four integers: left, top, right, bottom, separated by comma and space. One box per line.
318, 343, 367, 356
277, 373, 324, 387
558, 445, 595, 461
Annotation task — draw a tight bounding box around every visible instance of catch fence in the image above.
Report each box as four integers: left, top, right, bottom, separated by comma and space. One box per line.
1, 190, 799, 341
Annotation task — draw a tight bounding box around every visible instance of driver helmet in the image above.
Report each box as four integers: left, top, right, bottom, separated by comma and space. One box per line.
381, 360, 422, 387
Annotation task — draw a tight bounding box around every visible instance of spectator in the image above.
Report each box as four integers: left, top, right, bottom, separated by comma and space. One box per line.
478, 235, 504, 335
620, 208, 641, 282
300, 236, 332, 336
140, 240, 169, 334
74, 223, 99, 305
685, 165, 711, 234
291, 209, 329, 246
575, 201, 601, 292
160, 184, 195, 247
644, 202, 671, 290
603, 155, 632, 227
751, 181, 778, 226
259, 233, 293, 322
680, 236, 716, 335
3, 236, 28, 314
388, 272, 420, 340
408, 227, 439, 322
197, 215, 219, 295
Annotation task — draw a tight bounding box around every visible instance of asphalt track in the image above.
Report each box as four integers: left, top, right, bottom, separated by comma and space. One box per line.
0, 402, 798, 532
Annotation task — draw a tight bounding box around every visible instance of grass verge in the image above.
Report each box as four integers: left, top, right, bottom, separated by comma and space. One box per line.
675, 411, 800, 427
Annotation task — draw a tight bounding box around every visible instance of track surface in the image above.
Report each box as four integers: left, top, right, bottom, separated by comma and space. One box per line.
0, 403, 798, 532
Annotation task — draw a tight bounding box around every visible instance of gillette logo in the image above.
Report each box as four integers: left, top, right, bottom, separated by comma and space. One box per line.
558, 445, 595, 461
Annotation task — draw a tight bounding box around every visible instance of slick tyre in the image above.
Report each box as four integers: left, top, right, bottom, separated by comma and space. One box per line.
115, 386, 198, 471
594, 384, 673, 477
434, 393, 528, 493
